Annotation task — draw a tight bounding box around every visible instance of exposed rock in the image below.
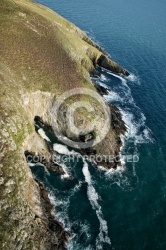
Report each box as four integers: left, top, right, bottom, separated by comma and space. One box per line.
79, 131, 95, 142
97, 54, 130, 76
35, 179, 70, 249
94, 83, 111, 96
0, 0, 129, 249
81, 103, 126, 169
34, 116, 54, 134
0, 177, 4, 185
25, 150, 65, 175
23, 132, 51, 157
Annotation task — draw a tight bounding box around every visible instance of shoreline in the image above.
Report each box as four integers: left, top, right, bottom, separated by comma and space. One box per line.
0, 0, 130, 249
35, 179, 70, 249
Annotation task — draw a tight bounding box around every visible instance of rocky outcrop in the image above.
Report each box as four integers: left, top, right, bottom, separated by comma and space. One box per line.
93, 103, 126, 168
34, 179, 69, 249
23, 132, 65, 174
94, 82, 111, 95
80, 103, 126, 168
97, 54, 130, 76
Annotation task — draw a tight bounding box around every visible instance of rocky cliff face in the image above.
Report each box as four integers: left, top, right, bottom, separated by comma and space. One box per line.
0, 0, 128, 249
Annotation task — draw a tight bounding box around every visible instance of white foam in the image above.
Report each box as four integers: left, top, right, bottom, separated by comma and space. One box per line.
36, 162, 50, 175
143, 128, 150, 140
48, 185, 93, 250
59, 162, 70, 179
53, 143, 79, 156
48, 191, 57, 207
82, 161, 92, 183
67, 222, 92, 250
100, 74, 108, 82
38, 128, 50, 142
103, 91, 122, 102
28, 162, 50, 175
126, 73, 140, 84
34, 123, 40, 128
121, 111, 138, 139
82, 160, 111, 248
53, 143, 72, 155
41, 164, 50, 175
53, 143, 80, 179
120, 109, 153, 144
48, 190, 71, 231
70, 181, 83, 196
27, 162, 36, 167
98, 157, 125, 174
96, 81, 111, 90
106, 71, 127, 85
104, 71, 153, 143
105, 165, 125, 176
102, 68, 139, 85
98, 165, 108, 172
100, 70, 136, 105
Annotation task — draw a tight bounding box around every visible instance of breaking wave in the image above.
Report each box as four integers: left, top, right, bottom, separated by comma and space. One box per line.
53, 143, 73, 155
126, 73, 140, 84
96, 70, 154, 145
38, 128, 50, 142
120, 109, 153, 144
82, 160, 111, 249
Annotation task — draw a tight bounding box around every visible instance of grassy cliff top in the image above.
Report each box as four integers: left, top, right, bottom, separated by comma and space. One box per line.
0, 1, 127, 249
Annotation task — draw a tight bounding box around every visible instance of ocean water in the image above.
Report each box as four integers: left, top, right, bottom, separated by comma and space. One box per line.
33, 0, 166, 249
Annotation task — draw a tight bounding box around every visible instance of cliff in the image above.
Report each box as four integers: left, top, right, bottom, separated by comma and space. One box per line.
0, 0, 128, 249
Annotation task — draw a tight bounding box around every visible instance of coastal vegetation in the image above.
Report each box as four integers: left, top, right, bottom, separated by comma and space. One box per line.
0, 0, 128, 248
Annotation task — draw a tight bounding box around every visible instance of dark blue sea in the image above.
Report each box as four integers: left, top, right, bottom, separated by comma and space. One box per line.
33, 0, 166, 249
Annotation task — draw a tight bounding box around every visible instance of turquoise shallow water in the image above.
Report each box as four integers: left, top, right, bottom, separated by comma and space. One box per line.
33, 0, 166, 249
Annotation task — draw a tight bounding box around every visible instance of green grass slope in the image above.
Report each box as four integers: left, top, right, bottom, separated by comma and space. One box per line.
0, 0, 127, 249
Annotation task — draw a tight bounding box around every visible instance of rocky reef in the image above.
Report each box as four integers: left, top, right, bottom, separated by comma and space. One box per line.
0, 0, 128, 249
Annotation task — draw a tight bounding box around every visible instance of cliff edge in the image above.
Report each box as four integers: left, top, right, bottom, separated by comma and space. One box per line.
0, 0, 128, 249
